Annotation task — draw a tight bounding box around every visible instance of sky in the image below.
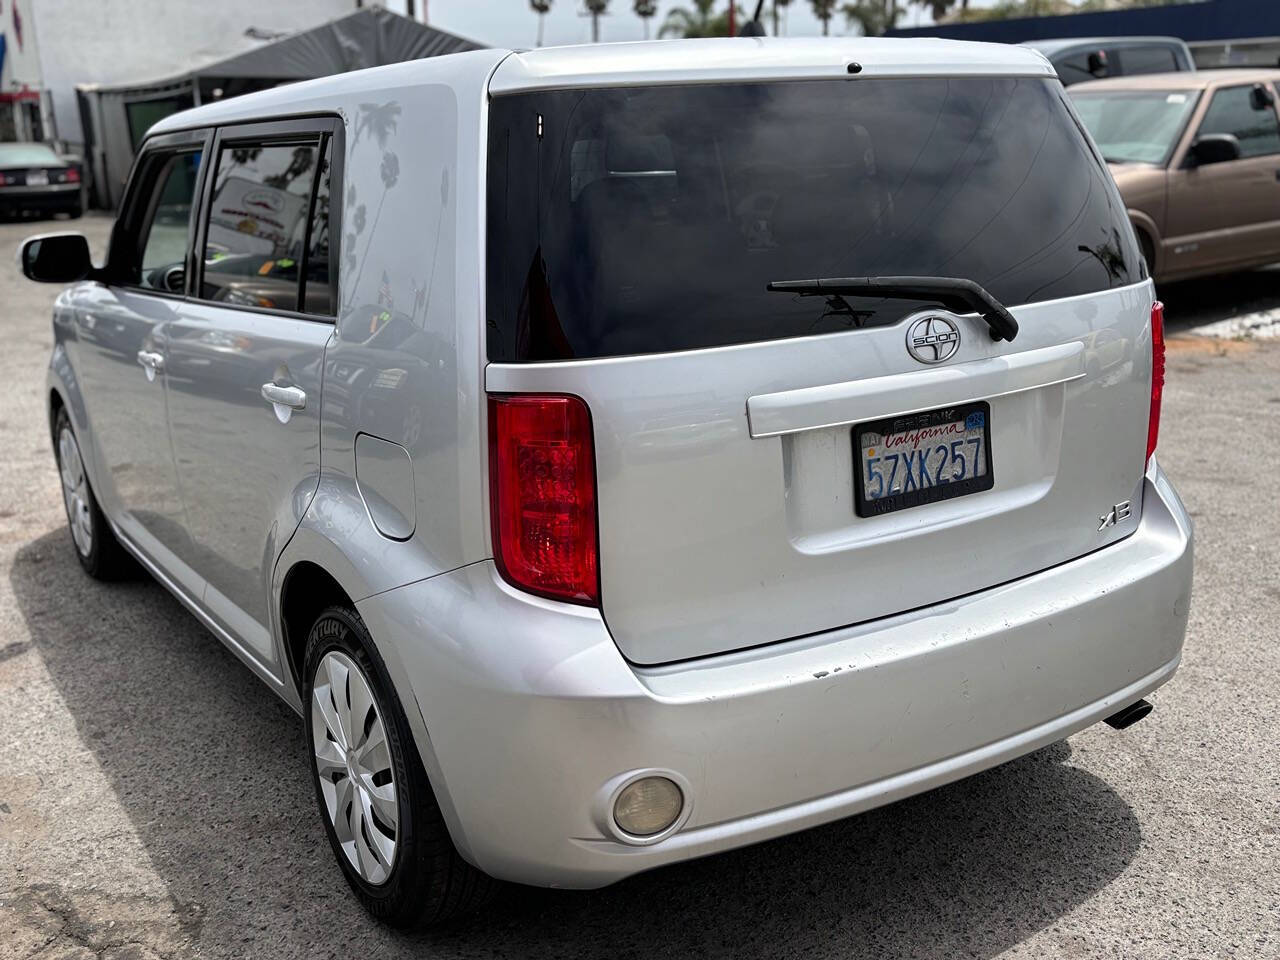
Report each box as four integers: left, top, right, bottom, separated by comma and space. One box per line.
381, 1, 949, 49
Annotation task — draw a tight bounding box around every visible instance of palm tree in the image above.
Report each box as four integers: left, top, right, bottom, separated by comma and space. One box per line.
634, 0, 658, 39
531, 0, 552, 47
772, 0, 793, 36
811, 0, 837, 35
659, 0, 741, 38
842, 0, 900, 35
584, 0, 609, 42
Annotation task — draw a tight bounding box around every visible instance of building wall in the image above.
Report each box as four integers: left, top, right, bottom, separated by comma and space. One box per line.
30, 0, 355, 147
1, 0, 42, 89
0, 0, 48, 141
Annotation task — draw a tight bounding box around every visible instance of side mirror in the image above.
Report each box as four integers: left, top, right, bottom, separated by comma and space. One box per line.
18, 233, 95, 284
1188, 133, 1242, 167
1250, 82, 1276, 111
1087, 50, 1109, 77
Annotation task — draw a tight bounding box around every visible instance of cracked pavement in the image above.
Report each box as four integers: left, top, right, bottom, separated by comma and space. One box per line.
1, 215, 1277, 958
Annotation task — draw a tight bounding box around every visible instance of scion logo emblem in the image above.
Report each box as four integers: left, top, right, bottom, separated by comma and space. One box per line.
906, 315, 961, 364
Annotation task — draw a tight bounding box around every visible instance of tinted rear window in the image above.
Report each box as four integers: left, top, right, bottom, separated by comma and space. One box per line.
486, 77, 1140, 362
1119, 45, 1180, 75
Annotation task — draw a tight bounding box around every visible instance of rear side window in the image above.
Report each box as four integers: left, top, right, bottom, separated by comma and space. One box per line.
1052, 49, 1109, 85
1196, 85, 1280, 159
486, 77, 1141, 362
200, 137, 334, 315
1118, 46, 1179, 76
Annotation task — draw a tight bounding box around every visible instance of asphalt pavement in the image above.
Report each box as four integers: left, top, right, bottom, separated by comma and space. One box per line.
1, 213, 1276, 959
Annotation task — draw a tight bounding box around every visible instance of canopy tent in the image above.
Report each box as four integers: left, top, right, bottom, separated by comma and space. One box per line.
76, 7, 481, 209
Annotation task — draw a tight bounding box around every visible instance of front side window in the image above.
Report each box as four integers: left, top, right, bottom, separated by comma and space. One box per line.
131, 150, 202, 291
1071, 89, 1199, 165
1197, 85, 1280, 158
487, 77, 1141, 361
200, 138, 332, 314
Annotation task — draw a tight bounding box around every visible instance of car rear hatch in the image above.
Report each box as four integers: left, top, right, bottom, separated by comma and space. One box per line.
485, 61, 1156, 666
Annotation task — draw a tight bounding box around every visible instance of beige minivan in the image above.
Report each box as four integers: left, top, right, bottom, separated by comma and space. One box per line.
1071, 69, 1280, 282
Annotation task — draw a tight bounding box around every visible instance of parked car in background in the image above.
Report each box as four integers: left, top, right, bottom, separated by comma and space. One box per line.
1023, 36, 1194, 86
1071, 69, 1280, 282
0, 142, 83, 219
20, 38, 1192, 927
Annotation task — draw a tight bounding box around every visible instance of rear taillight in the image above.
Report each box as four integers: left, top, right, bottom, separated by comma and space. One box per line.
1147, 301, 1165, 465
0, 173, 8, 186
489, 394, 599, 605
65, 168, 81, 183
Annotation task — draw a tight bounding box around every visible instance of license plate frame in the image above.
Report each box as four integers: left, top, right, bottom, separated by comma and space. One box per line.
852, 400, 994, 518
26, 170, 49, 187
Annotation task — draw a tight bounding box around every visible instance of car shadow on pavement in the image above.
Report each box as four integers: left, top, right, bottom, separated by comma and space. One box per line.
13, 528, 1143, 959
1161, 265, 1280, 334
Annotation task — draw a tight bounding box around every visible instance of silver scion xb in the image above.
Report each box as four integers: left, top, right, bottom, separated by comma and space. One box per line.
22, 39, 1193, 926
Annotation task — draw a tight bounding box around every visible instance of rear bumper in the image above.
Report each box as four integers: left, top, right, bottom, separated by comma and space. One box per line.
0, 184, 81, 213
358, 462, 1192, 888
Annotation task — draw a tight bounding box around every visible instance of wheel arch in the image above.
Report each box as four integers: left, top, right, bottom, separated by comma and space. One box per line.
278, 560, 356, 706
49, 386, 66, 444
1127, 210, 1162, 279
273, 525, 481, 870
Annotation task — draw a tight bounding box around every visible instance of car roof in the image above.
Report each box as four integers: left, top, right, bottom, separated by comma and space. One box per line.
491, 37, 1054, 93
1021, 36, 1186, 55
149, 38, 1054, 139
149, 49, 509, 136
1070, 68, 1280, 92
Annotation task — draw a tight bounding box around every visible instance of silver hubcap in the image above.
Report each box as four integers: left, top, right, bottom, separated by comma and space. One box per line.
58, 425, 93, 557
311, 650, 399, 885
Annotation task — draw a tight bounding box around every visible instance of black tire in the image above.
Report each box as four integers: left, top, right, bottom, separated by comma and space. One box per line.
53, 406, 137, 580
303, 606, 497, 927
67, 204, 83, 220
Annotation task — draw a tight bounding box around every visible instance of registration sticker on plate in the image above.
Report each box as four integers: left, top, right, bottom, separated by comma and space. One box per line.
852, 401, 994, 517
26, 170, 49, 187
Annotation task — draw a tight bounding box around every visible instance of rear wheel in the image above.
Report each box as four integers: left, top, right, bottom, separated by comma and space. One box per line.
303, 606, 497, 927
54, 407, 135, 579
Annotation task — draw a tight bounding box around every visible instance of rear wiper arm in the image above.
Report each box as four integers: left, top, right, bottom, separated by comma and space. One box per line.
766, 276, 1019, 342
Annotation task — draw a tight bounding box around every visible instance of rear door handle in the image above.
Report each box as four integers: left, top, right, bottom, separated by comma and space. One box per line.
136, 349, 164, 381
261, 383, 306, 410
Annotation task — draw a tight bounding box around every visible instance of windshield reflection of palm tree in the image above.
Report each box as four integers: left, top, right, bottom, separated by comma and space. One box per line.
412, 169, 451, 328
263, 147, 315, 190
1077, 227, 1129, 284
344, 102, 402, 314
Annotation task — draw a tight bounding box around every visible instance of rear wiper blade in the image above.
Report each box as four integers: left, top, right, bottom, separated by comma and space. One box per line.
766, 276, 1019, 342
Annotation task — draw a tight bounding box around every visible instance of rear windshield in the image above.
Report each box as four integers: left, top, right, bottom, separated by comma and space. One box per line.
0, 143, 61, 166
486, 77, 1141, 362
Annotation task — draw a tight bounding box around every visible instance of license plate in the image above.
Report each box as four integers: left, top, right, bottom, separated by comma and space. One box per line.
26, 170, 49, 186
853, 401, 994, 517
